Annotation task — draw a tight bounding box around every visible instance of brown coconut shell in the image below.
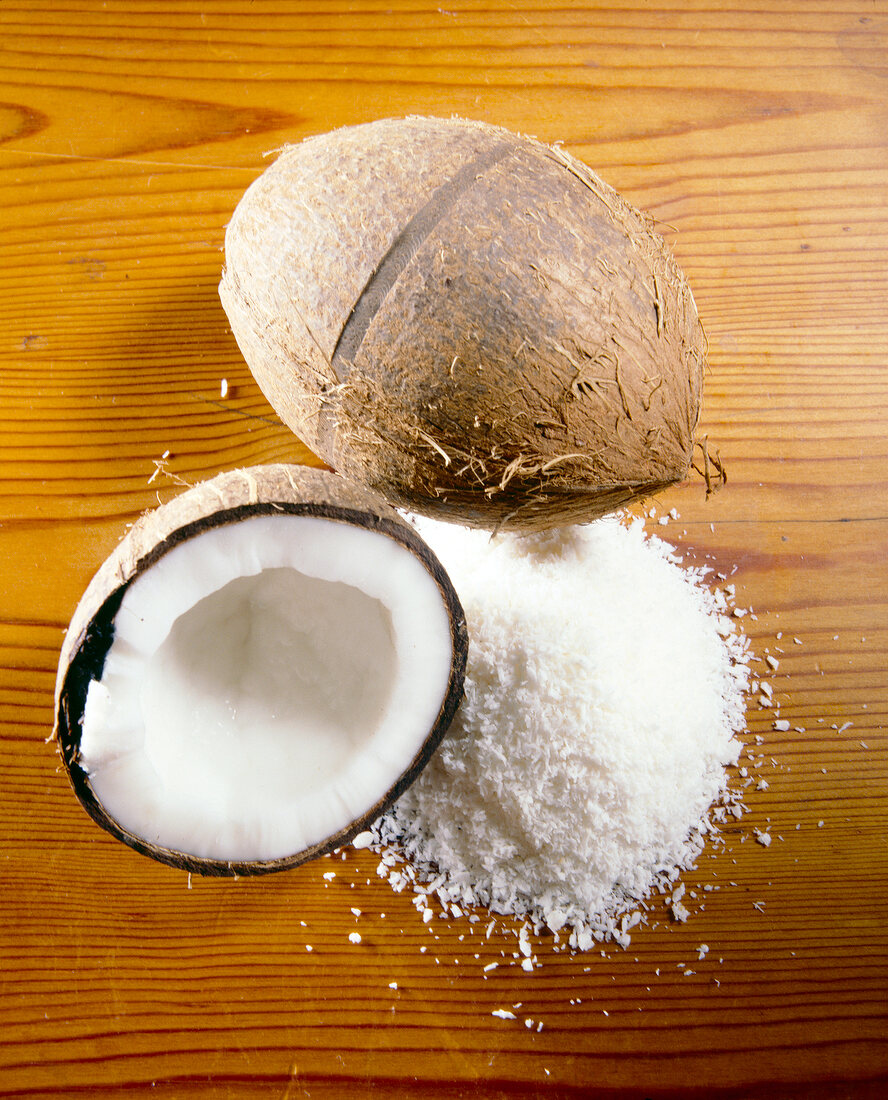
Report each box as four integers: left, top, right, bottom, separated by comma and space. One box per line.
219, 116, 706, 532
54, 464, 468, 877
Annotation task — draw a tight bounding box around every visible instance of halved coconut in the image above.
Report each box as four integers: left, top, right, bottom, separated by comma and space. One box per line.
54, 464, 467, 876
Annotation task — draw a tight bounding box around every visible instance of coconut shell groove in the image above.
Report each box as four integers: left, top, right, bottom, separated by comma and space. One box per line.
220, 116, 706, 532
54, 464, 468, 876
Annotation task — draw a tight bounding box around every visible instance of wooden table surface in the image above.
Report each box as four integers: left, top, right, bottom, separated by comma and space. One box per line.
2, 2, 886, 1097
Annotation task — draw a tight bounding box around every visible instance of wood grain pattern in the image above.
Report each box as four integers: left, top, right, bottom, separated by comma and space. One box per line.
1, 1, 886, 1096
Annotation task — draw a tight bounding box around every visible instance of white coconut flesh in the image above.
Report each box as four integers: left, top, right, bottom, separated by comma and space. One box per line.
77, 514, 454, 863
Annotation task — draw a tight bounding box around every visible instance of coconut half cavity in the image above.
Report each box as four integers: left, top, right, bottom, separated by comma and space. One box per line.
54, 466, 467, 875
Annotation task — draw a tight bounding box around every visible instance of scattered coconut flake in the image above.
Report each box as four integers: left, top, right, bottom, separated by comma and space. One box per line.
348, 932, 362, 945
773, 720, 791, 732
670, 900, 691, 923
352, 831, 375, 850
546, 908, 567, 933
220, 378, 229, 398
492, 1009, 516, 1020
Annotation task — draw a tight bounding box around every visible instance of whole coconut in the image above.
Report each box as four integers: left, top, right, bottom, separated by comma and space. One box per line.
220, 116, 705, 531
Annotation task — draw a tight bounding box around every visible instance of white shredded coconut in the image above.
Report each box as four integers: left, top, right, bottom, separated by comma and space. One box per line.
371, 517, 750, 948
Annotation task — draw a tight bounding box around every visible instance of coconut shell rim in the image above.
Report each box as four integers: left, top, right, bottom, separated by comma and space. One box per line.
56, 494, 468, 878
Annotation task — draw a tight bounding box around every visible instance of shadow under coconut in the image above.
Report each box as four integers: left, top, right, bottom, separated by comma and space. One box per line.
91, 276, 314, 470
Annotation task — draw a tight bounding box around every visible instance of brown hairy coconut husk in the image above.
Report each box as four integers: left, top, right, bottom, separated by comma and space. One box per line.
219, 116, 707, 532
54, 464, 467, 876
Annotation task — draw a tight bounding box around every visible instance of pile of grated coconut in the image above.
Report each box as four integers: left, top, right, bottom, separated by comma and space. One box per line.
364, 516, 751, 951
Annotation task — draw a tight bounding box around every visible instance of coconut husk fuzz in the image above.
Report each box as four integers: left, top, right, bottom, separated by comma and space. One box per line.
54, 463, 467, 877
220, 116, 707, 532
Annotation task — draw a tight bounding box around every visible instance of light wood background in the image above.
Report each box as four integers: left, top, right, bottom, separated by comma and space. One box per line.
1, 2, 886, 1096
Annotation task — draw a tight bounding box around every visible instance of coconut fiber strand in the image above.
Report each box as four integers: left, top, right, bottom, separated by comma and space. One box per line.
372, 517, 750, 948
